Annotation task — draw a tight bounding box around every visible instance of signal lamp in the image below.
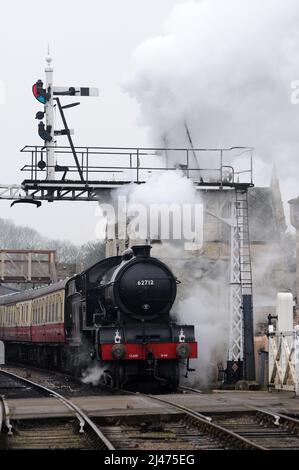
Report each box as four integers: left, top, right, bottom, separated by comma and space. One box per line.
37, 160, 46, 170
35, 111, 45, 120
32, 79, 49, 104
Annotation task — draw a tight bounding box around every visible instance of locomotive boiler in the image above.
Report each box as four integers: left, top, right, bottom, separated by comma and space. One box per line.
0, 245, 197, 390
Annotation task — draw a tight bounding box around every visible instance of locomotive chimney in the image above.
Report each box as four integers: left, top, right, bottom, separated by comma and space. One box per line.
131, 245, 152, 258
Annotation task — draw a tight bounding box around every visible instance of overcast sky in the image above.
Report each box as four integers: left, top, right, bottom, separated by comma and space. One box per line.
0, 0, 184, 244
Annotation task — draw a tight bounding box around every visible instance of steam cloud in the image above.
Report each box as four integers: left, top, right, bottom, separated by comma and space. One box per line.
124, 0, 299, 202
114, 170, 202, 241
115, 171, 228, 386
81, 364, 105, 386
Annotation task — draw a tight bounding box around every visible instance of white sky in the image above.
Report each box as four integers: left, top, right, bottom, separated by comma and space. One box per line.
0, 0, 184, 244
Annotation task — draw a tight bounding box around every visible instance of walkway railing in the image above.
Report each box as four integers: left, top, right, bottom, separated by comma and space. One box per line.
20, 145, 254, 186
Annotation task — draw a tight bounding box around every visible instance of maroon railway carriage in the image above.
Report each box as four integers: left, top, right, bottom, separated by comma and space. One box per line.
0, 245, 197, 389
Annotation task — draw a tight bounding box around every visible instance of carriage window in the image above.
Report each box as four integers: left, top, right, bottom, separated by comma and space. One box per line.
58, 299, 62, 321
57, 301, 60, 322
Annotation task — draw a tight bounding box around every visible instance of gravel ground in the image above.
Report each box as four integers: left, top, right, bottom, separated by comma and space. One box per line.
0, 364, 113, 398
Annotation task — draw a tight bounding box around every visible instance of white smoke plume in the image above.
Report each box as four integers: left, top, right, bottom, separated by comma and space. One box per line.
173, 258, 229, 387
124, 0, 299, 203
116, 170, 197, 207
81, 364, 105, 386
108, 171, 227, 386
111, 170, 203, 242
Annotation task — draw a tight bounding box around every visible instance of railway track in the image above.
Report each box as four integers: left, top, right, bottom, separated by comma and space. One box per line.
0, 368, 115, 450
175, 386, 299, 450
1, 367, 299, 450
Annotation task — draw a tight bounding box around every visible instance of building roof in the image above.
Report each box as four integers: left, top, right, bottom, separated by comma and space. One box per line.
0, 279, 68, 305
0, 285, 19, 296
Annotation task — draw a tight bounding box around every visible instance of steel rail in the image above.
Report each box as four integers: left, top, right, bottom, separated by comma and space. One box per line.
179, 386, 203, 394
137, 393, 267, 450
0, 368, 115, 450
179, 385, 299, 433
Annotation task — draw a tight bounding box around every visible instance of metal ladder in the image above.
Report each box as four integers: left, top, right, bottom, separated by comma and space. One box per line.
235, 189, 253, 296
235, 188, 255, 380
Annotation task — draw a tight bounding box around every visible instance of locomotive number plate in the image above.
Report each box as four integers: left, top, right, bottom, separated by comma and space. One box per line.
136, 279, 154, 286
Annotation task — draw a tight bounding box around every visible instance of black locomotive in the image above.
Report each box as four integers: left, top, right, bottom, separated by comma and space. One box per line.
67, 245, 197, 389
0, 245, 197, 390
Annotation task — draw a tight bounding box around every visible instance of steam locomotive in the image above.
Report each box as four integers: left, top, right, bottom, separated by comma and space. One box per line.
0, 245, 197, 389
